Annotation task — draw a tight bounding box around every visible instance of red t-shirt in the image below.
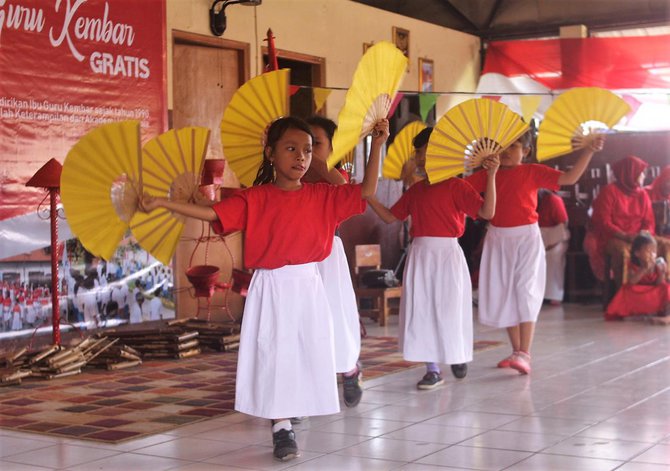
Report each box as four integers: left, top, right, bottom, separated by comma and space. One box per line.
390, 178, 483, 237
538, 192, 568, 227
466, 164, 561, 227
212, 183, 366, 269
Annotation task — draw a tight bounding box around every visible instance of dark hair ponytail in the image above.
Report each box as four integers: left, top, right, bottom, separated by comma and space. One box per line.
253, 116, 313, 186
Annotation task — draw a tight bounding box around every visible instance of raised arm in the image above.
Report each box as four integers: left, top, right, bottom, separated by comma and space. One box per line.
361, 119, 390, 198
557, 136, 605, 186
477, 155, 499, 220
140, 194, 218, 222
367, 196, 398, 224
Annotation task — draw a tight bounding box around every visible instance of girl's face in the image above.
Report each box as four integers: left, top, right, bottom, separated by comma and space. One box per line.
266, 128, 312, 185
500, 140, 530, 168
414, 145, 427, 168
309, 125, 331, 163
635, 242, 657, 264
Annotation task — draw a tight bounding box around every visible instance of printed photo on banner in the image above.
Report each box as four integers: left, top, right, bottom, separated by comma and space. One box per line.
419, 58, 434, 92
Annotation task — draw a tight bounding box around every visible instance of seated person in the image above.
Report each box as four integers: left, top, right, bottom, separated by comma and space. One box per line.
606, 232, 669, 320
537, 189, 570, 305
584, 155, 664, 289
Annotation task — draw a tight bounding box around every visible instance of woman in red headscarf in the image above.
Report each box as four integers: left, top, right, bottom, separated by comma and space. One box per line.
646, 165, 670, 235
585, 155, 655, 285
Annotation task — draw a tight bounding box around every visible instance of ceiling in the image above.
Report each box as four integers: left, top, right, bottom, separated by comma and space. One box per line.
352, 0, 670, 41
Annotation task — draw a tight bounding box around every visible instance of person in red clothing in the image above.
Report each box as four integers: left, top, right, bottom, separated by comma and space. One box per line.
303, 116, 364, 408
585, 156, 665, 289
141, 116, 389, 462
646, 165, 670, 235
606, 232, 670, 320
466, 132, 604, 375
368, 127, 499, 390
537, 189, 570, 305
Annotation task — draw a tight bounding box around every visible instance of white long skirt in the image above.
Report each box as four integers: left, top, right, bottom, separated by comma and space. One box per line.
399, 237, 473, 364
540, 225, 569, 302
317, 236, 360, 372
235, 263, 340, 419
479, 223, 545, 328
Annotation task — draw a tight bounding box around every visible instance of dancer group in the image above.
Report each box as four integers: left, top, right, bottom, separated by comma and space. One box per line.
140, 116, 606, 461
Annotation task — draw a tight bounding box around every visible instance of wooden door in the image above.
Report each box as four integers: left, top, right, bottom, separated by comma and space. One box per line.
171, 31, 249, 321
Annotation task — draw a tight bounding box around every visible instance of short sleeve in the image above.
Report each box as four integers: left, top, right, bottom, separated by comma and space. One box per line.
332, 184, 366, 222
453, 179, 484, 219
211, 194, 248, 234
530, 165, 561, 191
464, 170, 487, 193
390, 189, 412, 221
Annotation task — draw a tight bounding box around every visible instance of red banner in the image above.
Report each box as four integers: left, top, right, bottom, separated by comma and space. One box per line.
483, 35, 670, 91
0, 0, 167, 223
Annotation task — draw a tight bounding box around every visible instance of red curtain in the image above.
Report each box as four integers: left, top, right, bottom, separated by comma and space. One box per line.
483, 36, 670, 90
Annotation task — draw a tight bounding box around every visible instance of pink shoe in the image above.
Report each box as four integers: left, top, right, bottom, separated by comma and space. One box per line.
497, 352, 517, 368
509, 351, 531, 374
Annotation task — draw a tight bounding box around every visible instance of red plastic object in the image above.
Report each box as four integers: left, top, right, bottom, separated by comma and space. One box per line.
232, 269, 252, 297
186, 265, 220, 298
201, 159, 226, 185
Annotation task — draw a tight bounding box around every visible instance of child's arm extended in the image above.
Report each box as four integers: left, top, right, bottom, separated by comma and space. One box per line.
557, 136, 605, 185
361, 119, 390, 198
140, 194, 218, 222
477, 155, 499, 219
367, 196, 398, 224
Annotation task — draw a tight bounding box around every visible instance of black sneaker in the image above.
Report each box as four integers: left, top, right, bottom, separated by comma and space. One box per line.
272, 428, 299, 461
343, 364, 363, 407
450, 363, 468, 379
416, 372, 444, 390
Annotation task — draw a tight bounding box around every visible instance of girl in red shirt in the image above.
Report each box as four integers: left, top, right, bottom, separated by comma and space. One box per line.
141, 116, 389, 462
466, 132, 604, 375
304, 116, 364, 408
606, 232, 669, 320
368, 128, 499, 390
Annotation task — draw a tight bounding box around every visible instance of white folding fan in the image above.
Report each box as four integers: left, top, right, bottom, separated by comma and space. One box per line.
425, 98, 529, 184
536, 87, 630, 161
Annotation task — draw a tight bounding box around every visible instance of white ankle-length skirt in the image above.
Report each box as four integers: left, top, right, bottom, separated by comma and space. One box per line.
317, 236, 360, 372
235, 262, 340, 419
478, 223, 546, 328
399, 237, 473, 364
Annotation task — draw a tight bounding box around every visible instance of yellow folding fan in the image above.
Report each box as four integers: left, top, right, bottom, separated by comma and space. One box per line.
60, 120, 142, 261
328, 41, 408, 169
130, 127, 211, 266
425, 98, 529, 184
220, 69, 290, 187
536, 87, 630, 161
382, 121, 427, 180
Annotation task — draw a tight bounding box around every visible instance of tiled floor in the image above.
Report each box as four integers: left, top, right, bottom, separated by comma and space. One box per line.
1, 302, 669, 470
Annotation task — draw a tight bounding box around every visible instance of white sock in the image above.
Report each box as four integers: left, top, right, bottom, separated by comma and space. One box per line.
272, 420, 292, 433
